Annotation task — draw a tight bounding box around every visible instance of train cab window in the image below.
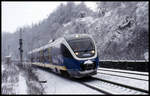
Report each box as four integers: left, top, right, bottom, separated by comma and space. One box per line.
67, 38, 95, 58
67, 38, 95, 52
61, 44, 73, 58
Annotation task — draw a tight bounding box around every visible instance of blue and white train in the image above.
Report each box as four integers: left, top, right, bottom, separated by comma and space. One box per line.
28, 34, 99, 78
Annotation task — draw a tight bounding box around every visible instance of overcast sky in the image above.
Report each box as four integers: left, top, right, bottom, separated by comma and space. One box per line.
2, 1, 97, 33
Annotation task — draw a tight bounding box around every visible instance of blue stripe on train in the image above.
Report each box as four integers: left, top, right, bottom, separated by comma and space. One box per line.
63, 56, 99, 71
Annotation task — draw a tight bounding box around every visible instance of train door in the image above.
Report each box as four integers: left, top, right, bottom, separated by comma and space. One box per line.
39, 50, 44, 67
43, 49, 49, 64
48, 47, 52, 64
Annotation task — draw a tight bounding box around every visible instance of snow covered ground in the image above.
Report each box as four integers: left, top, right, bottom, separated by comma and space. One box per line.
2, 62, 26, 94
2, 63, 4, 72
15, 73, 28, 94
35, 68, 103, 94
33, 67, 149, 94
2, 61, 149, 94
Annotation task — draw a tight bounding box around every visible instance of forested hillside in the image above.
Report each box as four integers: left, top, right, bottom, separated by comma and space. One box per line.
2, 2, 149, 60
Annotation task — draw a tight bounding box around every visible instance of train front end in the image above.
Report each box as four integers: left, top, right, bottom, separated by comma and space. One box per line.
62, 34, 99, 78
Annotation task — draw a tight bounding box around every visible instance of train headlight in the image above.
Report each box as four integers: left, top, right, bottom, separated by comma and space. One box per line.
91, 50, 95, 54
75, 35, 79, 38
75, 52, 79, 55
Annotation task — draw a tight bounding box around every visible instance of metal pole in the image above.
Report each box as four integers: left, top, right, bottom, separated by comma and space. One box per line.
8, 45, 10, 55
19, 29, 23, 64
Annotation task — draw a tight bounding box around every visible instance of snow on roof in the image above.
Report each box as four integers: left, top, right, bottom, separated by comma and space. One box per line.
5, 56, 11, 58
5, 54, 11, 58
64, 34, 92, 40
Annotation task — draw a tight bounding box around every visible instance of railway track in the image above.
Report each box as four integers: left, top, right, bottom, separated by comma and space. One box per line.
97, 68, 148, 81
12, 61, 148, 94
77, 76, 148, 95
97, 72, 148, 81
77, 81, 111, 95
98, 68, 149, 76
35, 66, 148, 94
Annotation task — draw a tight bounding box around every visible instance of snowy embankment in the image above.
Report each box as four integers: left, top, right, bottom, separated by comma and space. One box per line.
2, 62, 43, 94
2, 62, 27, 94
2, 61, 149, 94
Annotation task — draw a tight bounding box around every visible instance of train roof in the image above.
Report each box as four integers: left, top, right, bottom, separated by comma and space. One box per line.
64, 34, 92, 41
5, 55, 11, 58
28, 34, 93, 55
28, 37, 64, 54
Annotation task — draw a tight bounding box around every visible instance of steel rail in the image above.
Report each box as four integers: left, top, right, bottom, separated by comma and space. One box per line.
97, 71, 148, 81
77, 81, 112, 95
92, 77, 149, 94
98, 68, 149, 76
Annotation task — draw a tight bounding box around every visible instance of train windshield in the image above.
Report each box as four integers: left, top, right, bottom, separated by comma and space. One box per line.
67, 38, 95, 52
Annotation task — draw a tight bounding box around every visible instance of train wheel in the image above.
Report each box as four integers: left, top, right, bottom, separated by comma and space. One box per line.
60, 70, 70, 77
55, 68, 58, 73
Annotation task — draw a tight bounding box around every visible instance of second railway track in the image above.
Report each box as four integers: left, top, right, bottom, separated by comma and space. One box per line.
75, 76, 148, 95
97, 71, 148, 81
98, 68, 148, 81
98, 68, 149, 76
